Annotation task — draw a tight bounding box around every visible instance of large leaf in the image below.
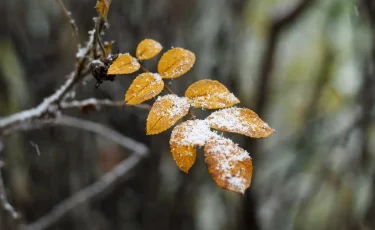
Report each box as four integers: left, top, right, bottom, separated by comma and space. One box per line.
158, 48, 195, 79
146, 95, 190, 135
204, 136, 253, 194
125, 73, 164, 105
185, 79, 240, 109
206, 107, 275, 138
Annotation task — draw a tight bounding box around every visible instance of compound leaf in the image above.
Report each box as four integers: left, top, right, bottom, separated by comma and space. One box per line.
204, 136, 253, 194
136, 39, 163, 60
125, 73, 164, 105
185, 79, 240, 109
146, 95, 190, 135
158, 48, 195, 79
107, 53, 140, 75
206, 108, 275, 138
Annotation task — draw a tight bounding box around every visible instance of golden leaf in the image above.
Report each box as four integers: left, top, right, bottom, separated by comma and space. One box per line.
185, 79, 240, 109
204, 136, 253, 194
206, 108, 275, 138
157, 48, 195, 79
136, 39, 163, 61
95, 0, 112, 19
107, 53, 140, 75
170, 120, 214, 173
146, 95, 190, 135
102, 41, 114, 57
125, 73, 164, 105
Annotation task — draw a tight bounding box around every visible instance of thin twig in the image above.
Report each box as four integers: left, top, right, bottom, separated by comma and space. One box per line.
55, 0, 80, 53
60, 98, 151, 110
24, 154, 144, 230
29, 141, 41, 156
0, 170, 19, 220
16, 115, 148, 230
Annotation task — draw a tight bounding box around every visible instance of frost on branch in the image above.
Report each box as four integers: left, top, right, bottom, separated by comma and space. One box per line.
170, 120, 216, 172
107, 53, 140, 75
204, 136, 253, 194
146, 95, 190, 135
136, 39, 163, 61
158, 48, 196, 79
185, 79, 240, 109
125, 73, 164, 105
206, 107, 275, 138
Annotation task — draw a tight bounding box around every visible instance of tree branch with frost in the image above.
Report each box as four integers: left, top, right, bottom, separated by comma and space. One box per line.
0, 140, 19, 220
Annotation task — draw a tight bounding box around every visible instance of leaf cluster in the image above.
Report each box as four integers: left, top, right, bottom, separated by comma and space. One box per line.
93, 2, 275, 194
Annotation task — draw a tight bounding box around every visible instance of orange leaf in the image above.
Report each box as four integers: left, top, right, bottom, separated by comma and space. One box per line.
125, 73, 164, 105
204, 136, 253, 194
107, 53, 140, 75
206, 108, 275, 138
157, 48, 195, 79
146, 95, 190, 135
185, 79, 240, 109
136, 39, 163, 60
170, 120, 215, 172
95, 0, 112, 19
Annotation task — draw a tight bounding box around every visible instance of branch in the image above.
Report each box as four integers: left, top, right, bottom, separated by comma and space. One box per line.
23, 154, 143, 230
55, 0, 80, 53
7, 115, 149, 230
0, 143, 19, 219
255, 0, 315, 115
60, 98, 151, 110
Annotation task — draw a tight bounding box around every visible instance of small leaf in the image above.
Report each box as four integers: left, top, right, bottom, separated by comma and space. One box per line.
158, 48, 195, 79
146, 95, 190, 135
204, 136, 253, 194
185, 79, 240, 109
102, 41, 114, 57
95, 0, 112, 19
107, 53, 140, 75
170, 120, 215, 172
206, 108, 275, 138
125, 73, 164, 105
136, 39, 163, 60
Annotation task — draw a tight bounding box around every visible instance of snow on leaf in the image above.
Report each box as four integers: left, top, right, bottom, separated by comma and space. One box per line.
206, 107, 275, 138
146, 95, 190, 135
107, 53, 140, 75
158, 48, 195, 79
170, 120, 217, 172
125, 73, 164, 105
204, 136, 253, 194
95, 0, 112, 19
185, 79, 240, 109
136, 39, 163, 60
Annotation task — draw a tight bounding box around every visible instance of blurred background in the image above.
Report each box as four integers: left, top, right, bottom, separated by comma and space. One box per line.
1, 0, 375, 229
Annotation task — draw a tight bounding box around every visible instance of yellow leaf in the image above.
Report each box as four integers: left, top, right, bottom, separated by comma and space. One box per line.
125, 73, 164, 105
107, 53, 140, 75
170, 120, 215, 173
136, 39, 163, 61
146, 95, 190, 135
95, 0, 112, 19
157, 48, 195, 79
185, 79, 240, 109
206, 108, 275, 138
204, 136, 253, 194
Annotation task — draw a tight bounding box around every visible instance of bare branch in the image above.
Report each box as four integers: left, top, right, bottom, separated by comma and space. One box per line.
0, 169, 20, 220
23, 154, 144, 230
60, 98, 151, 110
55, 0, 80, 52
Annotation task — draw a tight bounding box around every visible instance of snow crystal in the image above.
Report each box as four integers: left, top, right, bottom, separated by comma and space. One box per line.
152, 73, 162, 81
155, 95, 190, 119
